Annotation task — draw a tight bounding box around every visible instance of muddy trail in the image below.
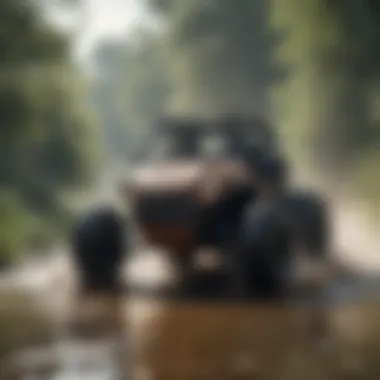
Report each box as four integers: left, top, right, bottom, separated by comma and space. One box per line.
1, 186, 380, 380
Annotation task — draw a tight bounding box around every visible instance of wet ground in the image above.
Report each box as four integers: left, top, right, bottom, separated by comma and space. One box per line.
1, 247, 380, 380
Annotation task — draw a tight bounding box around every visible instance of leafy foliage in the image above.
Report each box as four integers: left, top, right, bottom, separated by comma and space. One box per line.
157, 0, 282, 116
0, 0, 99, 266
271, 0, 380, 175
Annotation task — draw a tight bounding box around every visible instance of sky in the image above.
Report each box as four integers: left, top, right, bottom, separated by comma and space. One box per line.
46, 0, 151, 63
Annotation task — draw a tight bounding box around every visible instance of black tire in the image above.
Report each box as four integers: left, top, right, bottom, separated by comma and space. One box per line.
284, 190, 330, 259
71, 206, 127, 294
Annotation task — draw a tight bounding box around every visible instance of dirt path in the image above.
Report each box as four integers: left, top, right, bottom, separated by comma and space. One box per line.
333, 198, 380, 272
294, 168, 380, 273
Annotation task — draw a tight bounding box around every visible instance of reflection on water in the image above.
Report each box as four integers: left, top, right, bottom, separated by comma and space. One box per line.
134, 302, 296, 380
1, 285, 380, 380
131, 299, 380, 380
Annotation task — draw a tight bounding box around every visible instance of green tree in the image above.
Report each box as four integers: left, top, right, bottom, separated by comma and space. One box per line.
0, 0, 99, 266
270, 0, 380, 216
272, 1, 380, 169
153, 0, 281, 116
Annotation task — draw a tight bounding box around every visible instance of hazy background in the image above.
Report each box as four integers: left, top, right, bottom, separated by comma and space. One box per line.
2, 2, 380, 379
1, 0, 380, 269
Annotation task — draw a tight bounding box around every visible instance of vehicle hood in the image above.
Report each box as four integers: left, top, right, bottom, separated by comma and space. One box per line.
130, 161, 204, 193
127, 159, 251, 199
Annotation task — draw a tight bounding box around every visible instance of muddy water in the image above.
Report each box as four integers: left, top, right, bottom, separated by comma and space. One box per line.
1, 250, 380, 380
131, 300, 380, 380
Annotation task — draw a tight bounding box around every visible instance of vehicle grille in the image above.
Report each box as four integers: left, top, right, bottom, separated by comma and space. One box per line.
134, 193, 200, 225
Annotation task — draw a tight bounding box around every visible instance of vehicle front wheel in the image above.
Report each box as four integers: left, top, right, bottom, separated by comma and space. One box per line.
71, 207, 127, 296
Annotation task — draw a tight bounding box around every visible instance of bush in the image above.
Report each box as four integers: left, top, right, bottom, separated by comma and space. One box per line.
0, 190, 35, 269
